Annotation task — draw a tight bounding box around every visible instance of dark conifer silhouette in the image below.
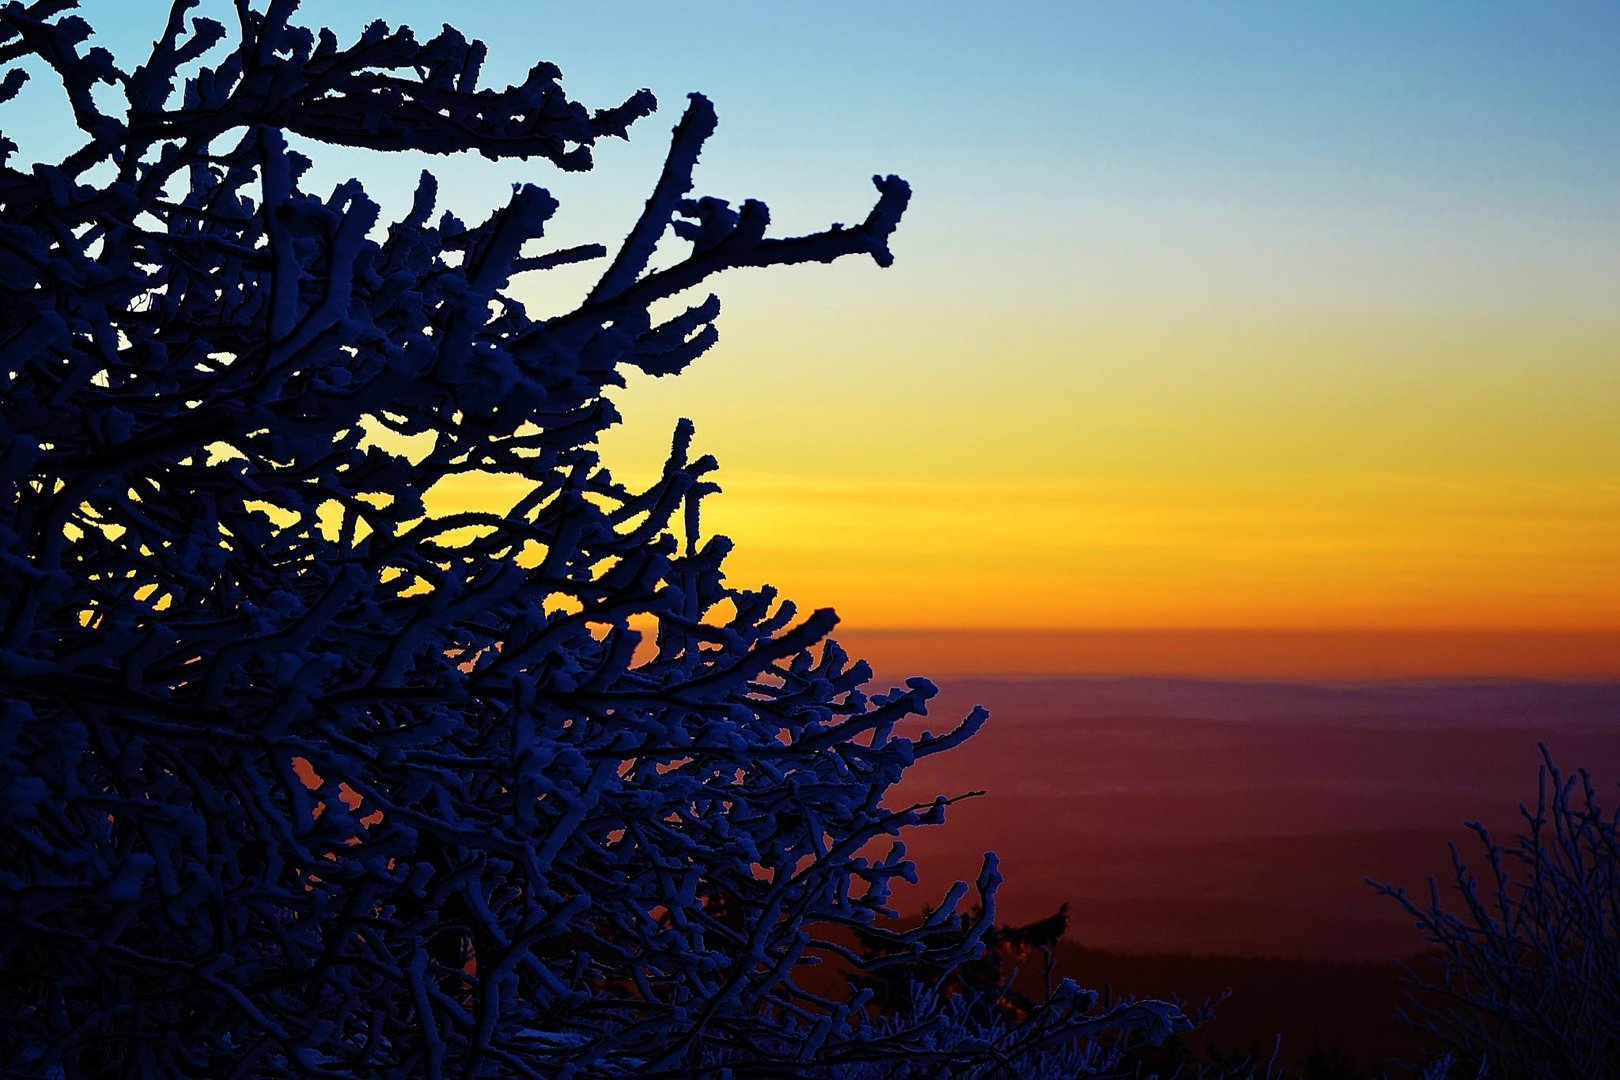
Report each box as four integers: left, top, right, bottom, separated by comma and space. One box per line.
0, 2, 1189, 1075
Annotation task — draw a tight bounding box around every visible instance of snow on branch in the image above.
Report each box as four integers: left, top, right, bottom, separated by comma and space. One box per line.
0, 3, 1188, 1076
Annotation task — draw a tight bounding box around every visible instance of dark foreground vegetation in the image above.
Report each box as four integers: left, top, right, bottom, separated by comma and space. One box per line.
1, 2, 1613, 1077
0, 2, 1186, 1074
906, 761, 1620, 1080
1083, 743, 1619, 1078
1016, 945, 1427, 1078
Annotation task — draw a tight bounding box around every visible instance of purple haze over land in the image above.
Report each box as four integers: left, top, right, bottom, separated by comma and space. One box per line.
884, 677, 1620, 961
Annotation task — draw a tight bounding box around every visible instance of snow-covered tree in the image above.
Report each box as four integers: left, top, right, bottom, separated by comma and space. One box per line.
0, 2, 1189, 1074
1371, 745, 1620, 1079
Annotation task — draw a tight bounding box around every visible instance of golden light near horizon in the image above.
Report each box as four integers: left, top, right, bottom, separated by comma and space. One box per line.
421, 294, 1620, 638
65, 0, 1599, 660
426, 303, 1616, 636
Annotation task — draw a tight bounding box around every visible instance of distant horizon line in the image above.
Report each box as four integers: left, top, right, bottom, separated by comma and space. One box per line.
826, 627, 1620, 680
837, 626, 1620, 633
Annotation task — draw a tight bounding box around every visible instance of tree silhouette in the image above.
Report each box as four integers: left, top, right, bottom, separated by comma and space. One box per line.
0, 2, 1189, 1075
1371, 744, 1620, 1079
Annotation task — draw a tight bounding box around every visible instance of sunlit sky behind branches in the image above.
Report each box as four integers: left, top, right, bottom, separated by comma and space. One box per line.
13, 2, 1620, 674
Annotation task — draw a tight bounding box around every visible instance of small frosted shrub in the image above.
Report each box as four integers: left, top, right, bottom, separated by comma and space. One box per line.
826, 978, 1192, 1080
1370, 744, 1620, 1078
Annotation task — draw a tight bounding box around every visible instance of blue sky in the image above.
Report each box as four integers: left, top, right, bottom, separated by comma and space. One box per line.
13, 2, 1616, 322
6, 1, 1618, 642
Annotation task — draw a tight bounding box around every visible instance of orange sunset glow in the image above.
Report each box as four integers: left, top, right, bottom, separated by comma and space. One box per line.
429, 304, 1620, 678
327, 3, 1620, 681
9, 1, 1619, 1074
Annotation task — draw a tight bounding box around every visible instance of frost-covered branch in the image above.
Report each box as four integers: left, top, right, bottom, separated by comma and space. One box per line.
1, 3, 1187, 1076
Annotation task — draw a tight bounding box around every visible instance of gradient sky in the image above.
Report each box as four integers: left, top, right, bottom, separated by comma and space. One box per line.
11, 3, 1619, 665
